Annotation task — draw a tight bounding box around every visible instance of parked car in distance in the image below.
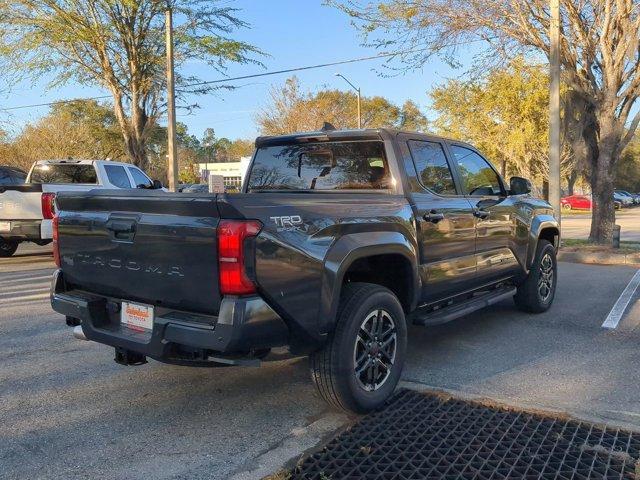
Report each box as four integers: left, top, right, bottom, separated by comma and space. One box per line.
0, 166, 27, 185
181, 184, 239, 194
615, 190, 638, 205
181, 183, 208, 193
614, 191, 633, 207
51, 128, 560, 413
0, 159, 160, 257
561, 195, 591, 211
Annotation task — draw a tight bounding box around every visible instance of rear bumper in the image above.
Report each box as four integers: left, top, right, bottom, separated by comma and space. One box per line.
50, 269, 289, 364
0, 219, 43, 241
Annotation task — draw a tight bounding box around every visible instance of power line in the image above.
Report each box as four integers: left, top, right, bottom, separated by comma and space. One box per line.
1, 95, 112, 111
0, 39, 487, 113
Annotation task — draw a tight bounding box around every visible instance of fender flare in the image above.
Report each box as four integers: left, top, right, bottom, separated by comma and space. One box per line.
527, 215, 560, 269
318, 231, 419, 334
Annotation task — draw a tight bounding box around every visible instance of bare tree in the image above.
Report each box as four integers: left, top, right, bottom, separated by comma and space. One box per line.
331, 0, 640, 243
0, 0, 261, 171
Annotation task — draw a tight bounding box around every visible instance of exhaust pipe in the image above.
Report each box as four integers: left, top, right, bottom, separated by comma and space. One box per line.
73, 325, 88, 341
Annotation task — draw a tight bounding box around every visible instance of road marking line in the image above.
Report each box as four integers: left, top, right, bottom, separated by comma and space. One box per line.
602, 269, 640, 329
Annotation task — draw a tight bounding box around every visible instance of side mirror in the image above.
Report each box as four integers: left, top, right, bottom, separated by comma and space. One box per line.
509, 176, 532, 195
152, 180, 163, 189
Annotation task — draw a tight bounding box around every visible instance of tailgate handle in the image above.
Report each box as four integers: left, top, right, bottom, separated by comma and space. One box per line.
107, 220, 137, 241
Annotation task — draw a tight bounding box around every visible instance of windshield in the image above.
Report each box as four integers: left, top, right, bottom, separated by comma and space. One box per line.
247, 141, 390, 192
29, 164, 97, 184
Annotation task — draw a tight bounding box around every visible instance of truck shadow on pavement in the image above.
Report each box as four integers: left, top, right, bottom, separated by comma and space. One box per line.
2, 349, 328, 480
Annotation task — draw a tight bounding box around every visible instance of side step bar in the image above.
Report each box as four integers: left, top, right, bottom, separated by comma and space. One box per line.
411, 286, 516, 326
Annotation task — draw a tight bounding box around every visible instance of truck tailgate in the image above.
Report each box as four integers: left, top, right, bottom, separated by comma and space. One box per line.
0, 186, 43, 220
56, 190, 223, 315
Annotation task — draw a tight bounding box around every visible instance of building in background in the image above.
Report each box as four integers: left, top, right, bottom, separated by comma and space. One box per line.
197, 157, 251, 189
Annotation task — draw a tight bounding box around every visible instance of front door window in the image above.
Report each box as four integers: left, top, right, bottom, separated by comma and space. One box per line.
450, 145, 502, 197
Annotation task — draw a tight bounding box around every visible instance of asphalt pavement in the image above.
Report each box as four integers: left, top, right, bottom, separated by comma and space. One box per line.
3, 246, 640, 479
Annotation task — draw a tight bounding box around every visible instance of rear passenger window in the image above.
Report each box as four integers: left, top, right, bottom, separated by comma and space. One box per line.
104, 165, 131, 188
248, 141, 390, 191
408, 140, 457, 195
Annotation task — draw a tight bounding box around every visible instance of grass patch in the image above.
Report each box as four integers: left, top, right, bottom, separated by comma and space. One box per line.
560, 209, 592, 216
561, 238, 640, 253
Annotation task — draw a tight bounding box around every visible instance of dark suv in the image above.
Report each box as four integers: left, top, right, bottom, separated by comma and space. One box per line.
0, 166, 27, 185
51, 128, 559, 412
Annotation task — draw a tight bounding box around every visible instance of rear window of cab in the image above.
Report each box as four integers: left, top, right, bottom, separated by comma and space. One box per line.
247, 141, 390, 191
30, 164, 97, 184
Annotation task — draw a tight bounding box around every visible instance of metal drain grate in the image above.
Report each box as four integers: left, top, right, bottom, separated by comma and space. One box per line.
291, 389, 640, 479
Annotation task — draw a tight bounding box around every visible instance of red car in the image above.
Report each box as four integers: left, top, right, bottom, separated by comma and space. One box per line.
561, 195, 592, 210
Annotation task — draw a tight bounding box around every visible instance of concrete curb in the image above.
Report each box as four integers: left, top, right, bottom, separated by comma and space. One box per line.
558, 250, 640, 266
229, 412, 351, 480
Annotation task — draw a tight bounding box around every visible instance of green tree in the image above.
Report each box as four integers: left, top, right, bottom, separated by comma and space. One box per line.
430, 58, 577, 185
257, 76, 428, 135
50, 100, 125, 159
331, 0, 640, 243
144, 121, 203, 181
198, 128, 253, 162
0, 0, 261, 170
399, 100, 429, 131
0, 99, 126, 170
226, 138, 254, 159
615, 138, 640, 193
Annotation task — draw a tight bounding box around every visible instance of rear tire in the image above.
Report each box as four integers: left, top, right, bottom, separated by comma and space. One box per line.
0, 238, 18, 257
514, 239, 557, 313
562, 203, 571, 211
309, 283, 407, 413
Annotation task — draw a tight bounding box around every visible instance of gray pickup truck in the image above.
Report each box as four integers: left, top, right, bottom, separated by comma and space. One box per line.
51, 128, 559, 412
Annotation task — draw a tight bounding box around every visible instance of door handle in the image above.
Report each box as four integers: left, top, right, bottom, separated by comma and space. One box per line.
473, 209, 490, 219
106, 219, 137, 242
108, 222, 134, 233
423, 211, 445, 223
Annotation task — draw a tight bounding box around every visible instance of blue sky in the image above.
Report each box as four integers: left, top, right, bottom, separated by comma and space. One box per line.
0, 0, 478, 141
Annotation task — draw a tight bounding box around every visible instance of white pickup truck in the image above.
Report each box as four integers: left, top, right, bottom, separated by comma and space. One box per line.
0, 159, 160, 257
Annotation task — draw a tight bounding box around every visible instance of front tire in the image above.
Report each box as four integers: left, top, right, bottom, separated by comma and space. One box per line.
310, 283, 407, 413
0, 238, 19, 257
514, 239, 557, 313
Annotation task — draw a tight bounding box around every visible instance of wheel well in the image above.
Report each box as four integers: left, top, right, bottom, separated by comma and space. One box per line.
342, 254, 414, 312
539, 227, 559, 248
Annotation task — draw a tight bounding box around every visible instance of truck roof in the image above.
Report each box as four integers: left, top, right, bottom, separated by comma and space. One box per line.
33, 159, 133, 167
255, 128, 474, 149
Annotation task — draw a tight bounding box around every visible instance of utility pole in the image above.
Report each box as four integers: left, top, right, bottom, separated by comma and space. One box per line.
335, 73, 362, 128
165, 2, 179, 192
356, 87, 361, 129
549, 0, 561, 224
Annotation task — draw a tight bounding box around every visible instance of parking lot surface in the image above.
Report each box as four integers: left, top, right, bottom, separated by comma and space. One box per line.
562, 208, 640, 242
3, 246, 640, 479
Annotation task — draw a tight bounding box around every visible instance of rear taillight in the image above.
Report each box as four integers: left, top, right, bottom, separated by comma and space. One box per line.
41, 192, 56, 220
217, 220, 262, 295
52, 215, 61, 268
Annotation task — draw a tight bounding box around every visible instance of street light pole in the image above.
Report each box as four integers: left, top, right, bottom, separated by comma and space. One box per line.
165, 2, 179, 192
549, 0, 561, 224
356, 87, 361, 129
335, 73, 362, 129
